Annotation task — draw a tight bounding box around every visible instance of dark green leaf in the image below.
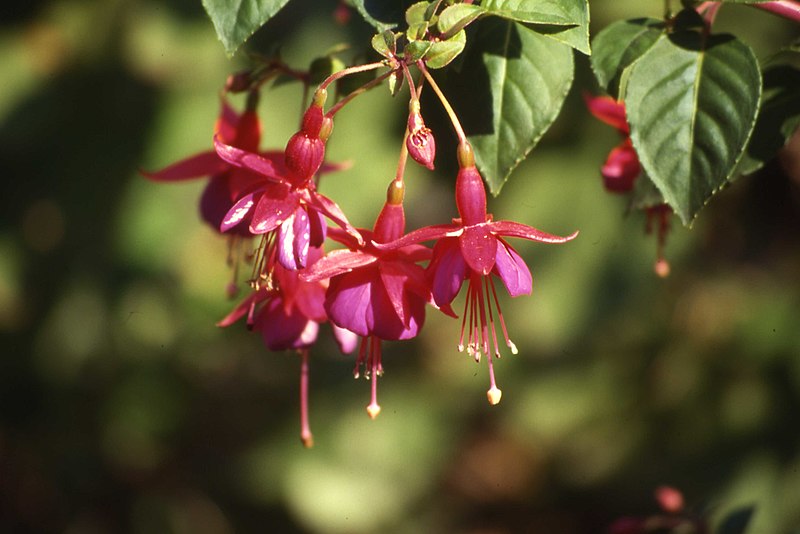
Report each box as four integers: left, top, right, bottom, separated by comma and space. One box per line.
739, 62, 800, 174
629, 173, 665, 211
625, 32, 761, 225
201, 0, 291, 55
591, 18, 663, 98
483, 0, 590, 55
350, 0, 403, 30
445, 19, 573, 194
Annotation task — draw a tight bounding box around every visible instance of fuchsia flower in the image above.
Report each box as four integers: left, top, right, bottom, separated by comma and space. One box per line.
215, 100, 363, 272
302, 180, 432, 418
218, 246, 357, 446
376, 144, 577, 404
406, 102, 436, 170
143, 96, 280, 235
584, 93, 641, 193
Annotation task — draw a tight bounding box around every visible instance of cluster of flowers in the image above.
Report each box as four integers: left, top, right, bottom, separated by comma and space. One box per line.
145, 61, 576, 446
585, 94, 673, 278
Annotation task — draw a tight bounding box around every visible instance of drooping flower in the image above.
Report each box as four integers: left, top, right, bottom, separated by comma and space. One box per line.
215, 98, 362, 274
302, 180, 432, 418
218, 246, 357, 446
584, 93, 641, 193
375, 143, 577, 404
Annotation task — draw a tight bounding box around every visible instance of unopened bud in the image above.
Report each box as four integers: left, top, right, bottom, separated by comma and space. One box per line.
285, 132, 325, 185
225, 70, 252, 93
406, 110, 436, 170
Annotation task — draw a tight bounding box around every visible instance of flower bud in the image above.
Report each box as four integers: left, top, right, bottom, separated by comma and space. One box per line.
225, 70, 252, 93
285, 132, 325, 186
406, 107, 436, 170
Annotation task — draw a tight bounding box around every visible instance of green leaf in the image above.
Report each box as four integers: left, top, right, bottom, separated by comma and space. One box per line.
445, 19, 573, 194
629, 174, 665, 211
625, 32, 761, 225
424, 30, 466, 69
406, 1, 433, 25
371, 30, 397, 59
483, 0, 590, 55
738, 62, 800, 174
201, 0, 291, 55
591, 18, 663, 98
437, 4, 485, 38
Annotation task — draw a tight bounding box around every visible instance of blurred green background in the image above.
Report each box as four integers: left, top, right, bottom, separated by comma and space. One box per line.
1, 1, 799, 532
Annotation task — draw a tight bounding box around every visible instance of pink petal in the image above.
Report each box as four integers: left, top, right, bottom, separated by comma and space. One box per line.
214, 136, 284, 182
378, 262, 411, 325
459, 224, 498, 275
429, 238, 467, 307
216, 290, 264, 327
220, 192, 255, 232
292, 207, 312, 269
332, 324, 358, 354
249, 186, 297, 234
371, 223, 459, 251
305, 191, 364, 246
583, 92, 630, 134
493, 239, 532, 297
601, 142, 640, 193
142, 151, 226, 181
490, 220, 579, 243
301, 250, 377, 282
308, 208, 328, 248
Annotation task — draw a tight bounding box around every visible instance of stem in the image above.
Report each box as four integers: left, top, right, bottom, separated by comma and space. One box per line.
401, 61, 419, 102
417, 61, 467, 145
319, 61, 387, 91
753, 0, 800, 23
325, 70, 395, 118
396, 129, 410, 184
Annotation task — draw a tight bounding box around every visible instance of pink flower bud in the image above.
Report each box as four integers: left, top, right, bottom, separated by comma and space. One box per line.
406, 110, 436, 170
285, 132, 325, 186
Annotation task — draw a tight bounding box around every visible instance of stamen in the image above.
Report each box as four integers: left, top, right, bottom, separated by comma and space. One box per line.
366, 337, 381, 419
354, 336, 368, 379
483, 275, 502, 358
475, 277, 490, 357
488, 275, 517, 354
299, 349, 314, 447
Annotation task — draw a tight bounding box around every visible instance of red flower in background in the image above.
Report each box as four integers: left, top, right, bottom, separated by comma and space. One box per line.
585, 93, 641, 193
142, 96, 276, 235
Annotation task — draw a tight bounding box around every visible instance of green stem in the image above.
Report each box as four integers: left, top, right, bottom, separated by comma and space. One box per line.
417, 61, 467, 145
319, 61, 387, 91
326, 70, 395, 118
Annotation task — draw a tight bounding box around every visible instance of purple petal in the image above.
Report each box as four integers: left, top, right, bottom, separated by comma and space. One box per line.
332, 324, 358, 354
459, 224, 497, 275
255, 298, 319, 350
142, 151, 227, 181
220, 192, 255, 232
493, 239, 532, 297
325, 270, 375, 337
377, 262, 410, 325
277, 212, 299, 270
308, 208, 327, 248
214, 136, 284, 182
491, 220, 578, 243
429, 239, 467, 307
292, 207, 311, 269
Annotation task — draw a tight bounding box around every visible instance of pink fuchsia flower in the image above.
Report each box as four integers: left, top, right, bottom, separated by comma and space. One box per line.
375, 144, 577, 405
218, 246, 357, 446
302, 181, 432, 418
142, 96, 278, 235
214, 101, 362, 273
584, 93, 641, 193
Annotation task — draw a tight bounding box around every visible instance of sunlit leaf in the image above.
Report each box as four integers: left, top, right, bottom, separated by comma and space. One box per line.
626, 31, 761, 225
447, 19, 573, 194
483, 0, 590, 54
